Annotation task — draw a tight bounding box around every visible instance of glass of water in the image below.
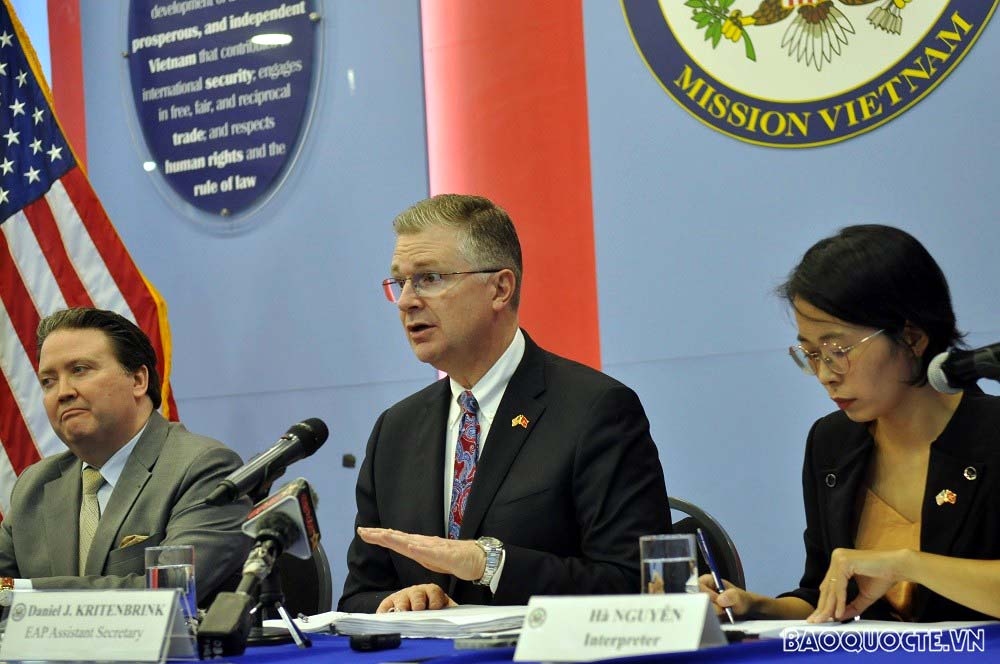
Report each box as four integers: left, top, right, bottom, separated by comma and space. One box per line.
639, 534, 697, 594
145, 545, 197, 621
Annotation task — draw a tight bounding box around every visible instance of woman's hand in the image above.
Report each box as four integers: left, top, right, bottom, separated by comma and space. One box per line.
808, 548, 905, 623
698, 573, 754, 618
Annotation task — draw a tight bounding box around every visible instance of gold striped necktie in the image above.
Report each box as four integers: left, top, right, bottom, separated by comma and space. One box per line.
78, 467, 105, 575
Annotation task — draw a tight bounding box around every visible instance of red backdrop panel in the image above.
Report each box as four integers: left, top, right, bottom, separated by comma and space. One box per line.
421, 0, 601, 369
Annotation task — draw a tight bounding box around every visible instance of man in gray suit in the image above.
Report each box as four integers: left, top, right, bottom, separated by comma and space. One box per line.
0, 308, 251, 605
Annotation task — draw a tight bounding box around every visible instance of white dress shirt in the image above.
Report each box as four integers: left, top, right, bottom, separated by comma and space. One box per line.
443, 328, 525, 593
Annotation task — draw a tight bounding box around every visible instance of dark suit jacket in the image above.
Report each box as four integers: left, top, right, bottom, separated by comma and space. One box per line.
779, 390, 1000, 621
339, 332, 671, 612
0, 412, 252, 606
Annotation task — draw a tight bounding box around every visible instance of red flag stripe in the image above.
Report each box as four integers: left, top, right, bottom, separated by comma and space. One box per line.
44, 179, 132, 317
4, 211, 70, 318
0, 361, 42, 475
23, 196, 94, 309
0, 278, 68, 462
0, 300, 48, 481
0, 233, 41, 370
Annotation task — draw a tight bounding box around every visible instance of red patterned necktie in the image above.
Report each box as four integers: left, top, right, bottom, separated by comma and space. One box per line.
448, 390, 479, 539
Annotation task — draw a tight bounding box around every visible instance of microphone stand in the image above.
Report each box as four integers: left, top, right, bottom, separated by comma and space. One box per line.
197, 482, 315, 657
242, 534, 311, 648
247, 564, 310, 647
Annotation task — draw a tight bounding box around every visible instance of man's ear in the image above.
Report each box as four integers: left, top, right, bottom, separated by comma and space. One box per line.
132, 365, 150, 399
491, 269, 516, 311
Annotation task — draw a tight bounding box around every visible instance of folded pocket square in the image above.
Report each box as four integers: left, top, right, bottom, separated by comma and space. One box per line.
118, 535, 149, 549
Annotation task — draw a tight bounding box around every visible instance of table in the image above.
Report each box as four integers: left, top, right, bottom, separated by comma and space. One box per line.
237, 635, 508, 663
235, 622, 1000, 663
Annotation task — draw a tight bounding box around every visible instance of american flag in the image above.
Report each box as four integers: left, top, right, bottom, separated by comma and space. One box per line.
0, 0, 178, 515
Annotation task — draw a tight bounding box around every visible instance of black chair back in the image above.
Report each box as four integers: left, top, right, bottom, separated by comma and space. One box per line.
669, 496, 745, 589
275, 541, 333, 616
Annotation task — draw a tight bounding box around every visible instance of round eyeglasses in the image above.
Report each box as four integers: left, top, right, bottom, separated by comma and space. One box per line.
789, 329, 885, 376
381, 269, 503, 303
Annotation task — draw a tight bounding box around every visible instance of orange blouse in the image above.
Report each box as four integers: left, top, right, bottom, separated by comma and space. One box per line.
854, 489, 921, 621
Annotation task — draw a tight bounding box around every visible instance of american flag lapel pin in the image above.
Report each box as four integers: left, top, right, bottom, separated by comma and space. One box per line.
511, 414, 529, 429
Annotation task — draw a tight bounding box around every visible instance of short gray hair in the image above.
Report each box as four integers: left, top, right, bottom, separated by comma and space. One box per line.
393, 194, 523, 308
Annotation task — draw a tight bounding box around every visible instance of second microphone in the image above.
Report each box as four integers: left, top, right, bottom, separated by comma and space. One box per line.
205, 418, 329, 505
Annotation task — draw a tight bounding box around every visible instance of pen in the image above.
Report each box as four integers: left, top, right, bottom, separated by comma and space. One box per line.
695, 528, 736, 625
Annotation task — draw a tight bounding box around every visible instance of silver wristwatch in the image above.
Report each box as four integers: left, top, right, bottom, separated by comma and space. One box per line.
474, 536, 504, 587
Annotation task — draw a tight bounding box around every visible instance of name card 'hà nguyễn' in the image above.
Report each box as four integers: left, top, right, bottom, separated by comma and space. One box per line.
514, 594, 726, 662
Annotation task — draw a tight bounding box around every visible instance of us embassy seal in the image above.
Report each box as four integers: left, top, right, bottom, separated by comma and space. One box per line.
623, 1, 998, 147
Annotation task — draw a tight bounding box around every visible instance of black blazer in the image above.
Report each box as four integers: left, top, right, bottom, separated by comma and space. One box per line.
780, 390, 1000, 621
339, 332, 671, 612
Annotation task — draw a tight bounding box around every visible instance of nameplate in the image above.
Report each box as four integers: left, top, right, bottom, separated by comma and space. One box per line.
514, 594, 726, 661
0, 589, 191, 662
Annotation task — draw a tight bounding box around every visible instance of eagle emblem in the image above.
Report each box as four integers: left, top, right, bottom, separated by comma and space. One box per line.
690, 0, 913, 70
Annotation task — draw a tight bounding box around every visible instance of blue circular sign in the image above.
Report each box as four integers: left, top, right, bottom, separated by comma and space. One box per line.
126, 0, 320, 228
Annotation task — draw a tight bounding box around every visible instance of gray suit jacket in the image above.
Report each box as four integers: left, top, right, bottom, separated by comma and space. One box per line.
0, 412, 252, 605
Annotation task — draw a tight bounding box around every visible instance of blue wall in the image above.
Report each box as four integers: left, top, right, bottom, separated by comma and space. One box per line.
76, 1, 1000, 601
10, 0, 50, 81
584, 1, 1000, 596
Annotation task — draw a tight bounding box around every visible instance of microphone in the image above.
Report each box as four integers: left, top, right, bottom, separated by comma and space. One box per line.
205, 418, 328, 505
236, 511, 300, 596
198, 480, 321, 657
928, 343, 1000, 394
197, 511, 299, 658
198, 512, 298, 659
242, 478, 321, 560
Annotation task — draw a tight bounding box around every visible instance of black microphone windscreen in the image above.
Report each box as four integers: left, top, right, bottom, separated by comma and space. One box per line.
256, 511, 300, 552
288, 418, 328, 454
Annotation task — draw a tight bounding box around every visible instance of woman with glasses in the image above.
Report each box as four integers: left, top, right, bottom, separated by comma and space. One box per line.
703, 224, 1000, 622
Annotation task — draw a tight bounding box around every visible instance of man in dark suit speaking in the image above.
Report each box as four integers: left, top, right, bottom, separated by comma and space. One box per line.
339, 195, 670, 613
0, 308, 250, 605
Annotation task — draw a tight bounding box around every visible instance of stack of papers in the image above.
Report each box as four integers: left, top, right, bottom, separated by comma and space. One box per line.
262, 605, 528, 639
336, 605, 527, 638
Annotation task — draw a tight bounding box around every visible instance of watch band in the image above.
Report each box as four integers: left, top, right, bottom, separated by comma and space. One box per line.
474, 537, 503, 587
